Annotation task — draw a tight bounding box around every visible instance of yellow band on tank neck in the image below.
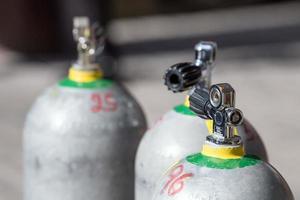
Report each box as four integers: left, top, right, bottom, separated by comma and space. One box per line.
184, 95, 190, 107
202, 143, 245, 159
68, 67, 103, 83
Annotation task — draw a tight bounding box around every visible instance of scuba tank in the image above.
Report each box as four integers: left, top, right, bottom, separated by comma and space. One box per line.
23, 17, 147, 200
152, 83, 293, 200
135, 41, 267, 200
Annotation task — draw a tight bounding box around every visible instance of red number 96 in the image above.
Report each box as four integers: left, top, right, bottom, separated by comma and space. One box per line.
161, 164, 193, 196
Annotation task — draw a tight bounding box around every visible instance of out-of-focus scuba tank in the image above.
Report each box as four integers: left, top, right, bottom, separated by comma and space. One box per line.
135, 41, 267, 200
23, 17, 147, 200
152, 83, 294, 200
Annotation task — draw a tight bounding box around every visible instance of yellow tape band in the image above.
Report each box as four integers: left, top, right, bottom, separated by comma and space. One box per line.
184, 95, 190, 107
68, 67, 103, 83
205, 120, 238, 135
202, 143, 244, 159
205, 120, 213, 134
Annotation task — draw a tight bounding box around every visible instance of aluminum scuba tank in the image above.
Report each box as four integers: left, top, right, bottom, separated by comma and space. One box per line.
135, 41, 267, 200
23, 17, 147, 200
152, 83, 294, 200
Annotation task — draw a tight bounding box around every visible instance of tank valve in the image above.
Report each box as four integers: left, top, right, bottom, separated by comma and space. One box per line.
72, 16, 105, 70
189, 83, 243, 145
164, 41, 217, 92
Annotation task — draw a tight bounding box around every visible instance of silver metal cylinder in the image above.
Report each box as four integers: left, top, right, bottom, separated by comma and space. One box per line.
24, 81, 147, 200
152, 153, 293, 200
135, 106, 267, 200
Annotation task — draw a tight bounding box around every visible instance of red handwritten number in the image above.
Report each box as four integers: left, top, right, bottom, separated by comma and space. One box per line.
161, 164, 193, 196
91, 92, 118, 113
91, 94, 102, 112
162, 165, 183, 192
103, 92, 117, 112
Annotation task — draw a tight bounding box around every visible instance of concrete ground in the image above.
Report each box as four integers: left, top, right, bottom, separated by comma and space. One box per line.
1, 2, 300, 199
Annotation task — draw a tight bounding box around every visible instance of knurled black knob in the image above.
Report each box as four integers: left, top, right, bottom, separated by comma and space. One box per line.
189, 86, 211, 119
164, 62, 202, 93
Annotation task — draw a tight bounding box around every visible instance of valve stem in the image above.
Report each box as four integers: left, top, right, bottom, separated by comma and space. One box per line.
72, 16, 104, 70
163, 41, 217, 93
194, 41, 217, 88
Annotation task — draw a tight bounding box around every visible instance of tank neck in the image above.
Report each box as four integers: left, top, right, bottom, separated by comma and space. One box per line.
68, 64, 103, 83
201, 141, 245, 159
69, 17, 105, 83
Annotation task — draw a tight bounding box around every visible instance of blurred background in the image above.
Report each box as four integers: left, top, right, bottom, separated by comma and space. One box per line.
0, 0, 300, 199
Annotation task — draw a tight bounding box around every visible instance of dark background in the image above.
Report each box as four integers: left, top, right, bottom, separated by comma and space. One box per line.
0, 0, 289, 55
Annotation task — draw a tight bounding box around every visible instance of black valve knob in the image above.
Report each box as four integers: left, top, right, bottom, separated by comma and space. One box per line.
164, 62, 202, 93
189, 85, 211, 119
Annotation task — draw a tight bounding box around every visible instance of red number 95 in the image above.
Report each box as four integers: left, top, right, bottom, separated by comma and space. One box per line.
90, 92, 118, 113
